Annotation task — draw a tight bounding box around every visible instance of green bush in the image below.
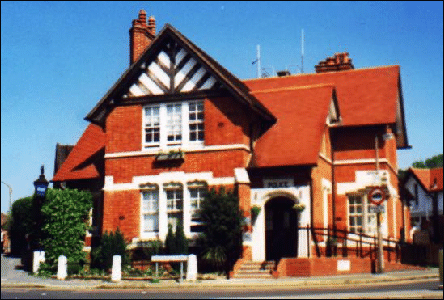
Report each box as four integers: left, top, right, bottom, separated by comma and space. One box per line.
40, 188, 92, 268
37, 262, 56, 278
198, 187, 243, 274
165, 221, 189, 255
7, 196, 34, 256
131, 240, 164, 260
91, 228, 129, 271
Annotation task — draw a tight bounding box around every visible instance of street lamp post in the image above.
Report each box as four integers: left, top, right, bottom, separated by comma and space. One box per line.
1, 181, 12, 212
373, 132, 395, 274
375, 136, 384, 274
32, 165, 49, 251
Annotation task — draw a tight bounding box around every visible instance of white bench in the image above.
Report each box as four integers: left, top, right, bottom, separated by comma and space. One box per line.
151, 255, 197, 282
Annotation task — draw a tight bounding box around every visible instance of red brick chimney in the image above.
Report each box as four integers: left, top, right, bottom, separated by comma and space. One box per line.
129, 10, 156, 65
315, 52, 354, 73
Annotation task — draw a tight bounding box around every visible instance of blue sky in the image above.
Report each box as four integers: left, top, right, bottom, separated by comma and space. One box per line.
1, 1, 443, 213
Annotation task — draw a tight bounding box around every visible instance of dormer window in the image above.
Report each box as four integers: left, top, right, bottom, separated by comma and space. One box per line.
143, 100, 204, 149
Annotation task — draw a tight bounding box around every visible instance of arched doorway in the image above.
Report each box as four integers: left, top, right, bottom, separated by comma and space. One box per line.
265, 197, 298, 261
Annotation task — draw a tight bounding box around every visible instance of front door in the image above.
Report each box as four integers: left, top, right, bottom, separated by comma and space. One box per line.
265, 197, 298, 261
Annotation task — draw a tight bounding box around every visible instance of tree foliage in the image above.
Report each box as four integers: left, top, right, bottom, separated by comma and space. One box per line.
40, 188, 92, 266
91, 228, 129, 271
412, 154, 443, 169
7, 196, 34, 255
165, 221, 188, 255
198, 187, 243, 274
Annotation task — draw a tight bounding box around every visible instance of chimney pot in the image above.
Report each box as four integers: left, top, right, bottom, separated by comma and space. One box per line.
139, 10, 147, 21
315, 52, 354, 73
277, 70, 291, 77
129, 9, 156, 65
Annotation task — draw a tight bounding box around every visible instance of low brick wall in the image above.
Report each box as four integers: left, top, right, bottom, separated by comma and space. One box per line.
274, 256, 422, 277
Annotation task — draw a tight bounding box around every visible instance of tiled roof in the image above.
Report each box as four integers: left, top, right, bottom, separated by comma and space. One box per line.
52, 124, 105, 182
250, 85, 336, 167
409, 167, 443, 193
244, 66, 400, 127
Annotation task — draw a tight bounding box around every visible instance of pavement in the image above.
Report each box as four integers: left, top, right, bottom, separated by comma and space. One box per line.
2, 254, 443, 296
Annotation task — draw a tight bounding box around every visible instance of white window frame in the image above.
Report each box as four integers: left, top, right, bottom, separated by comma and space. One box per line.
142, 100, 204, 150
348, 194, 382, 235
165, 183, 184, 233
143, 106, 160, 147
188, 100, 205, 143
141, 187, 159, 237
188, 185, 206, 234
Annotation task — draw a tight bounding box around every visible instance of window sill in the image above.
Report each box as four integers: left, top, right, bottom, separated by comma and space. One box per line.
155, 151, 184, 161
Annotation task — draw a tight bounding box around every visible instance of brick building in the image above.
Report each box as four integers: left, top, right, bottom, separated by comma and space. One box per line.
53, 10, 412, 276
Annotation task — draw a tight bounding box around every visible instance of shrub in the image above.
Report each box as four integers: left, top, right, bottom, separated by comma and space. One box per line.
7, 196, 34, 256
165, 221, 189, 255
40, 188, 92, 268
198, 187, 243, 274
91, 228, 129, 271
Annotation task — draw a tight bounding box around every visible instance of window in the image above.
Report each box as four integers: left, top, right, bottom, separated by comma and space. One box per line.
165, 183, 183, 232
144, 106, 160, 145
188, 101, 204, 142
166, 103, 182, 143
143, 101, 204, 149
414, 183, 419, 206
348, 194, 378, 235
189, 186, 206, 233
349, 195, 363, 234
141, 189, 159, 233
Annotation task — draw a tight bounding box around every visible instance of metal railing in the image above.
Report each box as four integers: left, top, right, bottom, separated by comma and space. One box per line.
300, 226, 401, 262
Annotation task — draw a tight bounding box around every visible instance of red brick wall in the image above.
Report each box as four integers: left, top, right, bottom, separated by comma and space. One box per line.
205, 97, 251, 146
333, 126, 385, 161
238, 183, 251, 215
106, 105, 143, 153
106, 149, 249, 183
311, 130, 332, 228
102, 190, 141, 240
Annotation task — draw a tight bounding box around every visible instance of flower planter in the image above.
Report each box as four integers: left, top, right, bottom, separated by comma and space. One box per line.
155, 151, 184, 161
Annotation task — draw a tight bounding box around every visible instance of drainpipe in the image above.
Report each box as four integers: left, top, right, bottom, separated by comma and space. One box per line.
309, 173, 314, 258
330, 129, 337, 239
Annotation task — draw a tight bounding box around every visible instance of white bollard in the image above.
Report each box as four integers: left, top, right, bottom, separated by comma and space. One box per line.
57, 255, 67, 280
111, 255, 121, 282
32, 251, 45, 273
186, 254, 197, 281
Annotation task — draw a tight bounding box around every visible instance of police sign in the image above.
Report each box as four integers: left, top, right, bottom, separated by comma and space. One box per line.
369, 187, 385, 206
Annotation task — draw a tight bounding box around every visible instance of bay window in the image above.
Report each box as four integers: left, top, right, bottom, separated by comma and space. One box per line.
143, 100, 204, 149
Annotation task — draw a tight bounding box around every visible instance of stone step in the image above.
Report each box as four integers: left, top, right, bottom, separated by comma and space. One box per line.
232, 273, 275, 279
231, 260, 277, 279
237, 268, 273, 274
239, 264, 275, 270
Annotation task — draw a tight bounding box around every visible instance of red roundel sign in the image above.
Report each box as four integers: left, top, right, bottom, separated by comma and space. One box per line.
369, 187, 385, 205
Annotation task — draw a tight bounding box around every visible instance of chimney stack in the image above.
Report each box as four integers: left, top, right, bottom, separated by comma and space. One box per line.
129, 10, 156, 65
315, 52, 354, 73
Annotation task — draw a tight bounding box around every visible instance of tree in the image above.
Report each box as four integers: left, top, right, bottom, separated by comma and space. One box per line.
198, 187, 243, 275
91, 228, 129, 271
412, 154, 443, 169
165, 220, 188, 255
7, 196, 34, 256
40, 188, 92, 267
